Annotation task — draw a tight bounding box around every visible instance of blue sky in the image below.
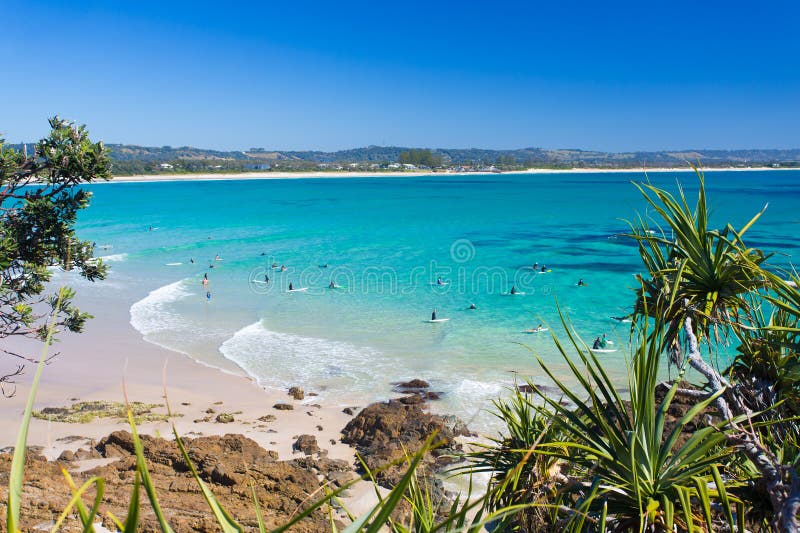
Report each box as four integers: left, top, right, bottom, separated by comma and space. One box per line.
2, 1, 799, 151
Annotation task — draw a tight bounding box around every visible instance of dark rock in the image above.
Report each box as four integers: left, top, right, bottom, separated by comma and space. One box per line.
273, 403, 294, 411
341, 399, 469, 488
293, 435, 320, 455
58, 449, 75, 462
394, 379, 430, 390
3, 431, 332, 531
288, 386, 305, 400
342, 407, 355, 416
258, 414, 277, 422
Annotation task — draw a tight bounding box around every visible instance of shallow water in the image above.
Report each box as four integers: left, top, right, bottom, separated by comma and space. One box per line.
73, 170, 800, 428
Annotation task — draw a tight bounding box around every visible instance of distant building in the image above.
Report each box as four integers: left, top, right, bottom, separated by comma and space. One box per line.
387, 163, 401, 169
402, 163, 417, 169
159, 163, 174, 170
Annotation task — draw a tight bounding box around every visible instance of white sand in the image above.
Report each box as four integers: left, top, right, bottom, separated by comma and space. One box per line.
105, 166, 788, 184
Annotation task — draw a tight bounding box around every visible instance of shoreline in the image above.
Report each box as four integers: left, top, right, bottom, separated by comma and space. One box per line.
106, 166, 794, 183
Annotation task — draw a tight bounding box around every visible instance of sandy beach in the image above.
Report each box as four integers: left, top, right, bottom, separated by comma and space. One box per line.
0, 285, 358, 466
106, 166, 789, 183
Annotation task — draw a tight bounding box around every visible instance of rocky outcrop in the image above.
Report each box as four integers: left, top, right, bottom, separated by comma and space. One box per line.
0, 432, 333, 532
341, 399, 471, 488
288, 386, 305, 400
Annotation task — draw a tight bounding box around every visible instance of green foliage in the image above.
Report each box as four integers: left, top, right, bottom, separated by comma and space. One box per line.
397, 149, 443, 168
0, 117, 110, 393
471, 313, 736, 532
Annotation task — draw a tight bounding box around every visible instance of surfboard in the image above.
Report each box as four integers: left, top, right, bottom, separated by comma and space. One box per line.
288, 287, 309, 292
430, 282, 450, 286
591, 348, 618, 353
251, 280, 270, 284
504, 292, 526, 295
165, 262, 182, 266
523, 328, 548, 333
426, 318, 450, 323
537, 270, 553, 274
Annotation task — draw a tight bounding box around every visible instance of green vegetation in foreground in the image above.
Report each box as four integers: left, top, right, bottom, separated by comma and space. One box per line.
5, 161, 800, 531
32, 400, 175, 424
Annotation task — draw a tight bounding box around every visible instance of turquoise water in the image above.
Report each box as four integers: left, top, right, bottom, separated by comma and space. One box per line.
73, 171, 800, 426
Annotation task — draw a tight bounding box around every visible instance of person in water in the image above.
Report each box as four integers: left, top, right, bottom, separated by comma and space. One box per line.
272, 262, 278, 269
206, 291, 211, 302
541, 265, 547, 273
280, 265, 287, 272
329, 281, 336, 289
437, 277, 444, 286
215, 254, 221, 261
468, 303, 477, 310
533, 262, 538, 270
510, 285, 517, 294
431, 308, 437, 321
264, 274, 270, 283
536, 323, 543, 331
321, 263, 329, 268
578, 278, 585, 286
592, 337, 602, 349
289, 282, 294, 291
601, 333, 608, 348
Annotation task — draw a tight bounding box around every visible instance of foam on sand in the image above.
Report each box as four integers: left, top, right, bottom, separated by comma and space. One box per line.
99, 253, 128, 262
130, 280, 192, 336
219, 321, 383, 397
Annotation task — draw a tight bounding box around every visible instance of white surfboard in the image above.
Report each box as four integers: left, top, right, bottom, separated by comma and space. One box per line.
165, 262, 182, 266
591, 348, 618, 353
523, 328, 548, 333
426, 318, 450, 323
288, 287, 309, 292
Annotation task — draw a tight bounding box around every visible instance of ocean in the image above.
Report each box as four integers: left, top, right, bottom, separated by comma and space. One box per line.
71, 170, 800, 428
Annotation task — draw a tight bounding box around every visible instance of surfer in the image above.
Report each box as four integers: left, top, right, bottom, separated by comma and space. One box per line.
541, 265, 547, 273
533, 262, 538, 270
264, 274, 270, 283
272, 262, 278, 268
329, 281, 336, 289
601, 333, 608, 347
577, 278, 585, 286
510, 285, 517, 294
321, 263, 329, 268
280, 265, 287, 272
206, 291, 211, 302
437, 277, 445, 286
535, 323, 543, 332
592, 337, 602, 350
215, 254, 221, 261
289, 282, 294, 291
431, 308, 437, 321
190, 258, 195, 264
468, 303, 477, 310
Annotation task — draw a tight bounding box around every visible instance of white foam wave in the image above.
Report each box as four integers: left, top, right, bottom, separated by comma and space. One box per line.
130, 280, 192, 336
99, 253, 128, 262
219, 321, 382, 394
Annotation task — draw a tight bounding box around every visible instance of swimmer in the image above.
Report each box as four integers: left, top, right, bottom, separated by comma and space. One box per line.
468, 303, 477, 310
280, 265, 287, 272
206, 291, 211, 302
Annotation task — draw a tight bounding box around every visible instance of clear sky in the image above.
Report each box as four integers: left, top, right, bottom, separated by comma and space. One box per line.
2, 1, 799, 151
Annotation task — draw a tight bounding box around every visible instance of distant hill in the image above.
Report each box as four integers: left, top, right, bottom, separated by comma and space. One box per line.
7, 142, 800, 175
